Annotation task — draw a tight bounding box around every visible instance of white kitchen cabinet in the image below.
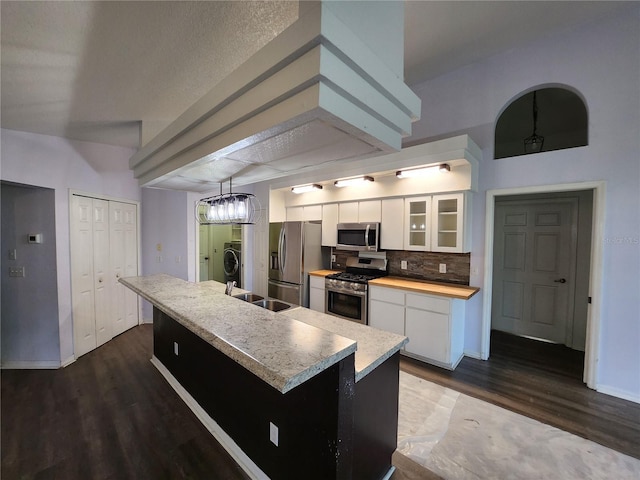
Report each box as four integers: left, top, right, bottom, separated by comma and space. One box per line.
309, 275, 326, 312
369, 285, 405, 337
338, 200, 381, 224
431, 193, 469, 252
321, 204, 339, 246
357, 200, 382, 223
368, 284, 465, 369
287, 205, 322, 222
404, 196, 432, 251
286, 206, 304, 221
380, 198, 404, 250
338, 202, 359, 223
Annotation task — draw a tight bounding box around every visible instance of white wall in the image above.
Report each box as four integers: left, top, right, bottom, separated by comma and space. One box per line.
406, 7, 640, 400
140, 187, 191, 321
0, 129, 140, 364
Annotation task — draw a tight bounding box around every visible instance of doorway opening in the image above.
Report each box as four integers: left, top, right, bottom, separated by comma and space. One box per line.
198, 224, 243, 286
482, 182, 604, 390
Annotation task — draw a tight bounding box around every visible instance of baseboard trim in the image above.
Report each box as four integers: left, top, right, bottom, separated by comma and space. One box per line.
463, 350, 483, 360
596, 384, 640, 404
150, 356, 269, 479
1, 360, 60, 369
61, 355, 76, 368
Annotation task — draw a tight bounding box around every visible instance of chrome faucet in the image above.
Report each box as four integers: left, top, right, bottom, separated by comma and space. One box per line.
225, 280, 237, 296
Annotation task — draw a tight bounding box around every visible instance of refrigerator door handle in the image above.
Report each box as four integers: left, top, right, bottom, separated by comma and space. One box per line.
365, 224, 370, 249
278, 226, 285, 275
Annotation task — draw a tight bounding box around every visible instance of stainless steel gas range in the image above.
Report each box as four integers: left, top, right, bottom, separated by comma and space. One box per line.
325, 255, 387, 324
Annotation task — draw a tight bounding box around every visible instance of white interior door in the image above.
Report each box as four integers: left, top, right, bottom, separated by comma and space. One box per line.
492, 199, 577, 344
110, 201, 139, 337
71, 195, 97, 357
92, 199, 111, 347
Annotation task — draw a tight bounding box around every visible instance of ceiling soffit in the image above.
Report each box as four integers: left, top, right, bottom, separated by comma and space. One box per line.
129, 1, 421, 192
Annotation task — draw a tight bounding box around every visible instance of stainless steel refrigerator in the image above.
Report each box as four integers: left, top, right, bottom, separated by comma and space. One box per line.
268, 221, 322, 307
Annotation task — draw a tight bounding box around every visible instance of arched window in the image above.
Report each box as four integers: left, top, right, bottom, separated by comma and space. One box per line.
494, 87, 588, 159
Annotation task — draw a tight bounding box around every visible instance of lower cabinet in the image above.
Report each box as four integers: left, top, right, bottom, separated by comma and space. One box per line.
369, 285, 465, 369
309, 275, 326, 312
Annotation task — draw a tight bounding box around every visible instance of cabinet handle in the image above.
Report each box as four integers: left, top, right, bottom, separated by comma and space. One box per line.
98, 279, 103, 283
554, 278, 567, 283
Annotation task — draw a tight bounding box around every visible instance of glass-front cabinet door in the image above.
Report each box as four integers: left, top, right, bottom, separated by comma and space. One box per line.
404, 196, 431, 250
431, 193, 465, 252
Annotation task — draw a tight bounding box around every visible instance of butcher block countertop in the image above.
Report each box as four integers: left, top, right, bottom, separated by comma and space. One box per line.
309, 269, 342, 277
369, 276, 480, 300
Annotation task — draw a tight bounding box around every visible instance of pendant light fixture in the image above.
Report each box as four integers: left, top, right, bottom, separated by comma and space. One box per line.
524, 90, 544, 154
196, 178, 260, 225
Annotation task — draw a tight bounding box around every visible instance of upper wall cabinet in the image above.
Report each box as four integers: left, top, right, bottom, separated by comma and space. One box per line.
403, 193, 470, 253
431, 193, 470, 253
286, 205, 322, 222
338, 200, 381, 224
321, 204, 339, 246
404, 196, 432, 251
380, 198, 404, 250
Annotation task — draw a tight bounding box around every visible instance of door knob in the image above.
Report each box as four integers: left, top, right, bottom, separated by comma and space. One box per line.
554, 278, 567, 283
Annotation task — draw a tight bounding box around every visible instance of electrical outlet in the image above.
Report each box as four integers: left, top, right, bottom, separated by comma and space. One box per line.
269, 422, 279, 446
401, 260, 407, 270
331, 254, 336, 263
175, 256, 182, 263
439, 263, 447, 273
9, 266, 25, 277
174, 342, 179, 356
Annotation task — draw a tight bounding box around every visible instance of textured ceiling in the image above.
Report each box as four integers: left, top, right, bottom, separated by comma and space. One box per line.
0, 1, 630, 154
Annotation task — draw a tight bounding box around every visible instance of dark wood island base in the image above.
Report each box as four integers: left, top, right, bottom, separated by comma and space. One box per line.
153, 308, 400, 479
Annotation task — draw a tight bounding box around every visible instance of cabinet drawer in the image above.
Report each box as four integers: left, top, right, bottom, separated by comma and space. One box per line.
406, 293, 450, 314
369, 285, 405, 305
310, 275, 325, 289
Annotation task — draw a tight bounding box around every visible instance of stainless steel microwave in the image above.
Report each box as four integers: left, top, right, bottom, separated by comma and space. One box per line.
336, 223, 380, 251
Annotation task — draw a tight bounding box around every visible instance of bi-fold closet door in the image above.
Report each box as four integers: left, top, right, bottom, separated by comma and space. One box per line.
70, 195, 139, 358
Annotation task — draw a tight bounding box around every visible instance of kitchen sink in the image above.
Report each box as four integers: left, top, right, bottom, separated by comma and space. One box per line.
233, 293, 264, 303
252, 299, 292, 312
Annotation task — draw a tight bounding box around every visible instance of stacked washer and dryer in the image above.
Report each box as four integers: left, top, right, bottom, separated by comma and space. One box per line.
223, 242, 242, 288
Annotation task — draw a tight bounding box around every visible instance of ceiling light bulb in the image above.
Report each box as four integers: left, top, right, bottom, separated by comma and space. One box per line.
334, 176, 374, 188
291, 184, 323, 194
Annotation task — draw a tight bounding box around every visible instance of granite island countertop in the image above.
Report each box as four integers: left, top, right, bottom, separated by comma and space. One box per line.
120, 274, 357, 394
282, 308, 407, 382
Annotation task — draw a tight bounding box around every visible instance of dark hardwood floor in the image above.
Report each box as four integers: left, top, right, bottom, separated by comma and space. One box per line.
2, 325, 638, 480
0, 325, 434, 480
400, 329, 640, 460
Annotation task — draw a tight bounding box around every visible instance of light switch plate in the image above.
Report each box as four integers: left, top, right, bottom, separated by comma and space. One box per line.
8, 249, 17, 260
174, 342, 179, 356
401, 260, 407, 270
439, 263, 447, 273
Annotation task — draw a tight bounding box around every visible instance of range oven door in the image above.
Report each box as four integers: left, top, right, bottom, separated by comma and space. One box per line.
325, 287, 367, 324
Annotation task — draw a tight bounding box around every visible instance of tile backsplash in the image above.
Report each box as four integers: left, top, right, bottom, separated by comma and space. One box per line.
330, 249, 470, 285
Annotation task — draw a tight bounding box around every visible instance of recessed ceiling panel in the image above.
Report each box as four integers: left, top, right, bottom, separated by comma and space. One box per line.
181, 157, 249, 182
224, 120, 353, 164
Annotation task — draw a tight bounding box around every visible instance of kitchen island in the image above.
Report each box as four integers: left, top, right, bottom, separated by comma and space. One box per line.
120, 274, 407, 480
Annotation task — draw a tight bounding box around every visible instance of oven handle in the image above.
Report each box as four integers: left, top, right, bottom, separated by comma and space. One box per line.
325, 286, 367, 297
